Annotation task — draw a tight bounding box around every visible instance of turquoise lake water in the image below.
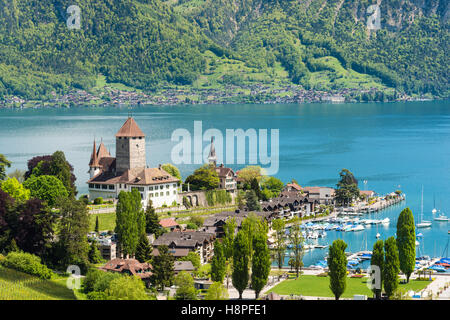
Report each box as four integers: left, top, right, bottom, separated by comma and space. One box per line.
0, 101, 449, 265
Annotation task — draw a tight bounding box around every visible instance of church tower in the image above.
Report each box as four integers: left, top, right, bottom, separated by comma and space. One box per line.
208, 136, 217, 167
115, 117, 146, 174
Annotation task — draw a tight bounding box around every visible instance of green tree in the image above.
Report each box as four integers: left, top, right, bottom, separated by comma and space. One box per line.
328, 239, 348, 300
232, 230, 250, 299
174, 271, 197, 300
55, 198, 90, 272
88, 242, 103, 264
162, 164, 182, 181
251, 232, 271, 299
370, 240, 384, 299
272, 218, 286, 269
7, 169, 25, 183
0, 177, 30, 202
250, 178, 262, 200
23, 175, 68, 207
205, 281, 229, 300
115, 189, 145, 257
151, 245, 175, 291
383, 236, 400, 299
135, 233, 152, 263
396, 207, 416, 283
105, 275, 150, 300
222, 218, 237, 260
179, 251, 201, 269
245, 190, 261, 211
184, 164, 220, 191
145, 200, 162, 237
211, 240, 226, 283
0, 154, 11, 181
26, 152, 77, 197
288, 221, 304, 278
94, 216, 99, 233
241, 212, 267, 261
237, 166, 263, 186
335, 169, 359, 206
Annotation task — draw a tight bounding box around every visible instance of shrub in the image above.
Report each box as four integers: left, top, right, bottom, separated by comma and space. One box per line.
0, 251, 53, 279
94, 197, 103, 205
186, 222, 198, 230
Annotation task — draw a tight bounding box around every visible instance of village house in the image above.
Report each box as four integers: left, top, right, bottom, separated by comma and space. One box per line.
360, 190, 376, 200
301, 186, 335, 205
152, 231, 216, 264
174, 261, 195, 275
87, 117, 181, 208
159, 218, 181, 232
261, 190, 314, 218
202, 210, 276, 238
100, 258, 153, 286
207, 137, 237, 193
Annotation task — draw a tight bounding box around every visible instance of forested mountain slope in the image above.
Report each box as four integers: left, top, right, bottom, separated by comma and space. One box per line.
0, 0, 448, 101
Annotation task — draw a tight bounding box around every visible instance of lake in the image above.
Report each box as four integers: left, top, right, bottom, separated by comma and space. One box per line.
0, 100, 449, 264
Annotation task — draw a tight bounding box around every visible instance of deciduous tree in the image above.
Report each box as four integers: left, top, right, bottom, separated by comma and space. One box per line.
328, 239, 348, 300
396, 207, 415, 283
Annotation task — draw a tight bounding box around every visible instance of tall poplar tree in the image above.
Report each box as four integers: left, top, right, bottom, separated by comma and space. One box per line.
396, 207, 415, 283
272, 219, 286, 269
251, 232, 271, 299
328, 239, 348, 300
383, 236, 400, 299
232, 230, 250, 300
211, 240, 226, 283
115, 189, 145, 257
370, 240, 384, 299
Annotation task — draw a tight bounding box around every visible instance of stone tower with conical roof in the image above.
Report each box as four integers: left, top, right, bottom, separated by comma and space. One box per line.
115, 117, 146, 174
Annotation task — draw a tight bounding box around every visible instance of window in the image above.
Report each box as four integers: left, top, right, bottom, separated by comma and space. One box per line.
173, 191, 176, 195
102, 185, 108, 190
109, 185, 114, 190
95, 184, 100, 189
160, 192, 163, 197
149, 186, 153, 191
166, 191, 169, 196
173, 184, 177, 188
89, 184, 94, 188
166, 184, 170, 189
149, 193, 153, 198
160, 185, 164, 190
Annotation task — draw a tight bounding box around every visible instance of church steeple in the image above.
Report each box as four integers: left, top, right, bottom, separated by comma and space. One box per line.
208, 136, 217, 167
89, 139, 99, 168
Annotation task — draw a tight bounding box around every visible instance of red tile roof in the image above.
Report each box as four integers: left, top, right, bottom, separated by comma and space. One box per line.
159, 218, 179, 228
115, 117, 145, 137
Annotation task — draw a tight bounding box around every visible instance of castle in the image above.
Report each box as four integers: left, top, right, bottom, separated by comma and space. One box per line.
87, 117, 180, 208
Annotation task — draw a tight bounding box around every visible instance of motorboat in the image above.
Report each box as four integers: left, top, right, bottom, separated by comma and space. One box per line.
351, 225, 365, 232
375, 233, 380, 239
434, 212, 449, 222
381, 218, 390, 225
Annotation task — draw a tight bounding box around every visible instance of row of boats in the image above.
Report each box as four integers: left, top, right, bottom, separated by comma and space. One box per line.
300, 218, 390, 234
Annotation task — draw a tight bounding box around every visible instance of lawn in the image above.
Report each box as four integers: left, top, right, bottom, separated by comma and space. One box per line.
266, 275, 431, 298
0, 266, 77, 300
89, 212, 116, 232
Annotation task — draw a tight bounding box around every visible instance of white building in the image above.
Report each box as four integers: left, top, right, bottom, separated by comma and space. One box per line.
87, 117, 180, 208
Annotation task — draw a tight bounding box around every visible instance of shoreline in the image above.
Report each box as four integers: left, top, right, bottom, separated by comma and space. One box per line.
0, 85, 441, 109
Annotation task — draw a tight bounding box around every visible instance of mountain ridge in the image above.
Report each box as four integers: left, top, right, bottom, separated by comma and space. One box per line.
0, 0, 448, 103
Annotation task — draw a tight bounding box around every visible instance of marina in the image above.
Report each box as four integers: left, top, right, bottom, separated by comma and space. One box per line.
277, 201, 449, 272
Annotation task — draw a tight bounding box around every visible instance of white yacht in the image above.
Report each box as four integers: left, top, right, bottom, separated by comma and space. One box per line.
417, 186, 432, 228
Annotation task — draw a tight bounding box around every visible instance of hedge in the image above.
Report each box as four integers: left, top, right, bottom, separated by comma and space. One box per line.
0, 251, 53, 280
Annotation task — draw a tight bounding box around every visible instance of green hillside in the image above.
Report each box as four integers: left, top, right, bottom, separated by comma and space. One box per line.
0, 266, 76, 300
0, 0, 448, 102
